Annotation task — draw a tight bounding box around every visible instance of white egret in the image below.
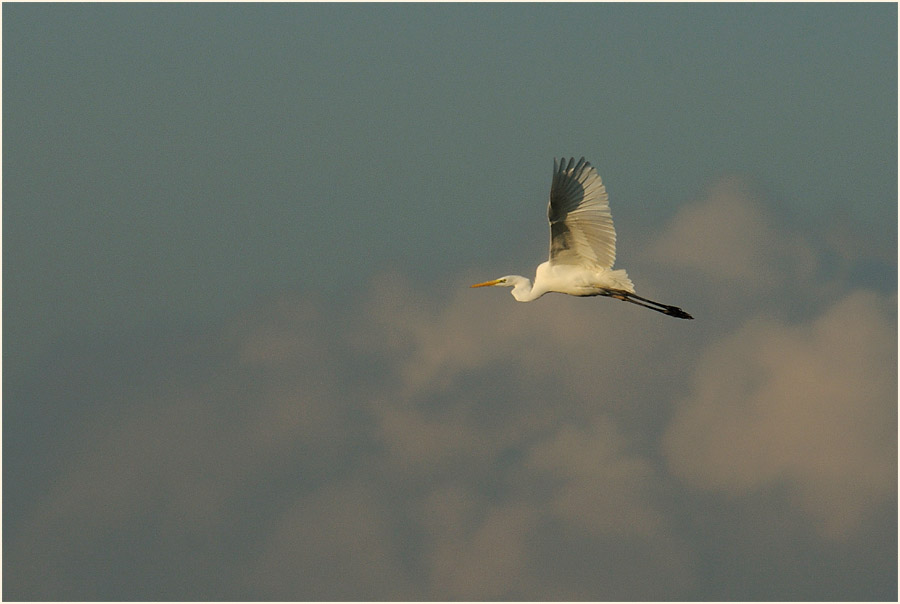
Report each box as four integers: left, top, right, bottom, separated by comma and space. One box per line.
472, 157, 693, 319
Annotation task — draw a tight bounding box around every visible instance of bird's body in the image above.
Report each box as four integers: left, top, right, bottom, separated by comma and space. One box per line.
472, 157, 692, 319
500, 262, 634, 302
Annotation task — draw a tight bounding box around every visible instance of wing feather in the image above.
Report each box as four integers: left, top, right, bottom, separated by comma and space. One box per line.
547, 157, 617, 268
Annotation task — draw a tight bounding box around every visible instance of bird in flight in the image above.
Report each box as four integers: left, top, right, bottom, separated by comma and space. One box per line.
472, 157, 693, 319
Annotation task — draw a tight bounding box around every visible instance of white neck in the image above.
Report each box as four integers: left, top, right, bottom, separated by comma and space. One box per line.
506, 275, 544, 302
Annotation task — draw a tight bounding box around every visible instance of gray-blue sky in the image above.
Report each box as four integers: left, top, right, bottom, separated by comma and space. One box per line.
4, 3, 897, 601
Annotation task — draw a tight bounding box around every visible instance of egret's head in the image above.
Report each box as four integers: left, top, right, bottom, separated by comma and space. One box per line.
470, 277, 509, 288
471, 275, 537, 301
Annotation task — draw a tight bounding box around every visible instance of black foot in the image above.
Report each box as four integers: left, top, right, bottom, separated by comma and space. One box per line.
663, 306, 694, 320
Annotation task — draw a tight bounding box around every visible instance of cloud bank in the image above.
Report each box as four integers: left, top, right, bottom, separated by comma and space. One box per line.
5, 177, 895, 600
664, 290, 896, 540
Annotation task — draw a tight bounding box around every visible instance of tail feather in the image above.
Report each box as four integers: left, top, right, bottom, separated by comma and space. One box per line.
606, 269, 634, 293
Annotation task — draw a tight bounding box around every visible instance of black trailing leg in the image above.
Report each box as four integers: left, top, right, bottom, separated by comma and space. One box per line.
602, 289, 694, 320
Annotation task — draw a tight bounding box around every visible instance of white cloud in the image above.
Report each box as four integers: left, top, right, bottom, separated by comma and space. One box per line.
645, 176, 816, 290
352, 274, 694, 598
248, 479, 417, 600
421, 491, 539, 599
663, 290, 896, 539
10, 281, 693, 600
7, 180, 895, 599
525, 417, 663, 538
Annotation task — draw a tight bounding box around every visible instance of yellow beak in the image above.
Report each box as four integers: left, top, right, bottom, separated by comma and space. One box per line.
471, 279, 503, 288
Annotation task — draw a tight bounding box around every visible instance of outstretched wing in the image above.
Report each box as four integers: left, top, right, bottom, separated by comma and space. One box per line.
547, 157, 617, 269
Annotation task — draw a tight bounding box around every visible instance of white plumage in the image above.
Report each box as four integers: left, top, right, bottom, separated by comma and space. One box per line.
472, 157, 692, 319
